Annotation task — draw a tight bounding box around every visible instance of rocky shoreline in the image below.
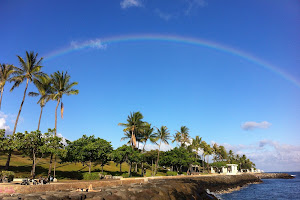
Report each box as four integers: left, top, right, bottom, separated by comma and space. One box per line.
0, 173, 294, 200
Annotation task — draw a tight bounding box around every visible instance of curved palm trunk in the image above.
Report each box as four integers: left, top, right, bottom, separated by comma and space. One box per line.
6, 79, 29, 170
53, 99, 60, 179
13, 78, 29, 134
0, 86, 4, 110
155, 140, 162, 175
37, 106, 43, 131
55, 99, 60, 136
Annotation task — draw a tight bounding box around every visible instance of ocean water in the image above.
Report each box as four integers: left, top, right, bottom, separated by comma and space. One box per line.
218, 172, 300, 200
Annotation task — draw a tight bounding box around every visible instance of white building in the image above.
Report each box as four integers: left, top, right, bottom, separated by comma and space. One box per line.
226, 164, 238, 175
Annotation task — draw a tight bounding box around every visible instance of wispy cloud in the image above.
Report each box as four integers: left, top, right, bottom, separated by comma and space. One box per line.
241, 121, 272, 131
120, 0, 142, 9
184, 0, 207, 15
70, 39, 107, 50
154, 9, 174, 21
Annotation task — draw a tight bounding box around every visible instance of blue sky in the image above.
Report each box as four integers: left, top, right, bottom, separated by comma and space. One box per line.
0, 0, 299, 171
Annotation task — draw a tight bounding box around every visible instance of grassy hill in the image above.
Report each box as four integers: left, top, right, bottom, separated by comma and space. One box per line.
0, 152, 166, 180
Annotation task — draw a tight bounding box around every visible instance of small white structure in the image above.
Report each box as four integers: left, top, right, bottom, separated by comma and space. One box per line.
226, 164, 238, 175
221, 166, 228, 174
210, 166, 215, 173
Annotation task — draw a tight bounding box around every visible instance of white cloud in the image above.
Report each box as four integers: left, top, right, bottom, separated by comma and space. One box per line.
155, 9, 173, 21
241, 121, 272, 131
120, 0, 142, 9
0, 112, 12, 135
184, 0, 207, 15
70, 39, 107, 50
144, 142, 173, 152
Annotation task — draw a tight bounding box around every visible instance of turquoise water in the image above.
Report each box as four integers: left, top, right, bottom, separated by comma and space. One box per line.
218, 172, 300, 200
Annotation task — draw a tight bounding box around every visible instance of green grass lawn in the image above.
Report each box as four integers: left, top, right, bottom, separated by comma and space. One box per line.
0, 152, 166, 180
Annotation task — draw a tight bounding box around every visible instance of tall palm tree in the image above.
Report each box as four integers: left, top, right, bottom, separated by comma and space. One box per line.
140, 123, 157, 176
154, 126, 170, 175
49, 71, 78, 136
48, 71, 78, 178
0, 63, 15, 110
172, 132, 181, 146
118, 111, 144, 148
6, 51, 46, 170
10, 51, 46, 134
140, 123, 157, 152
28, 76, 52, 131
175, 126, 190, 147
192, 136, 202, 160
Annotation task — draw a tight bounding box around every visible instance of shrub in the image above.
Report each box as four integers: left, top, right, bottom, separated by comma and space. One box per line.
1, 171, 15, 182
82, 172, 100, 180
166, 171, 177, 176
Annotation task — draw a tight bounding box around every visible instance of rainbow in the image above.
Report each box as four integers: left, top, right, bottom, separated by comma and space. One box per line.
44, 34, 300, 89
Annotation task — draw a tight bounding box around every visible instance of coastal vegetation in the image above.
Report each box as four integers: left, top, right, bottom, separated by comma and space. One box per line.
0, 52, 255, 180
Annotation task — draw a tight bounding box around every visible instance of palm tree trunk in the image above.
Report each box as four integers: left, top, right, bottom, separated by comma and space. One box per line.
48, 153, 53, 178
13, 78, 29, 134
55, 99, 60, 136
37, 106, 43, 131
155, 140, 162, 175
5, 79, 29, 170
0, 86, 4, 110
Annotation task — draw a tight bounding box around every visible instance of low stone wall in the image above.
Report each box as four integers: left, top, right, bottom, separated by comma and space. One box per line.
0, 178, 145, 194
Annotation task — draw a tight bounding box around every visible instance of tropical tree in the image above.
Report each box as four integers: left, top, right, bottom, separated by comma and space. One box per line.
154, 126, 171, 175
28, 76, 52, 130
63, 135, 112, 174
140, 123, 157, 152
0, 63, 15, 110
110, 145, 131, 173
175, 126, 190, 147
192, 136, 202, 159
139, 123, 157, 176
10, 51, 46, 134
6, 52, 46, 170
49, 71, 78, 136
118, 111, 144, 148
22, 130, 45, 179
43, 129, 65, 178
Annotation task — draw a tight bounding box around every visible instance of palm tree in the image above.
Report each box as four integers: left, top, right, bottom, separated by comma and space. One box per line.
140, 123, 157, 152
192, 136, 202, 160
120, 131, 132, 145
175, 126, 190, 147
10, 51, 46, 134
140, 123, 157, 176
172, 132, 181, 146
154, 126, 171, 175
0, 63, 15, 110
28, 76, 52, 131
6, 51, 46, 170
48, 71, 78, 178
118, 111, 144, 148
49, 71, 78, 136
